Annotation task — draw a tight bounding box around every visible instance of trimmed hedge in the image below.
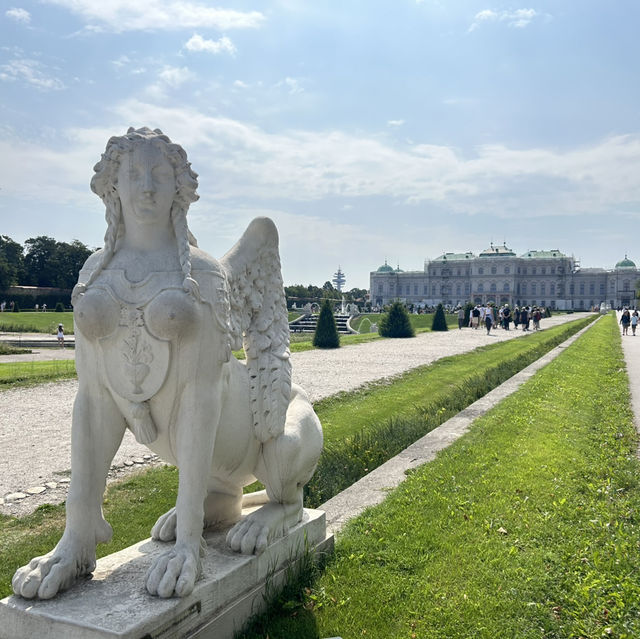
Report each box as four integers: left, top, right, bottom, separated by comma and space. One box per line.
431, 303, 448, 331
378, 301, 414, 338
312, 299, 340, 349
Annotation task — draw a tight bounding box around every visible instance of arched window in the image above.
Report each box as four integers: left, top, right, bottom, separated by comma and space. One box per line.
478, 283, 484, 293
503, 282, 510, 292
490, 282, 497, 292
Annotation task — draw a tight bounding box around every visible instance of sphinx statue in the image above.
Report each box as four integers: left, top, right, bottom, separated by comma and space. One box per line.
12, 127, 323, 599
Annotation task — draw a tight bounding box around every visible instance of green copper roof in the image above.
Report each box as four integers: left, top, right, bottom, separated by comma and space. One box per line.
432, 252, 475, 262
479, 243, 515, 257
615, 255, 636, 269
376, 260, 395, 272
520, 249, 567, 259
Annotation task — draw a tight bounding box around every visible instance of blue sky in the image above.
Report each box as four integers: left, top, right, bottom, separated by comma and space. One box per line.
1, 1, 639, 289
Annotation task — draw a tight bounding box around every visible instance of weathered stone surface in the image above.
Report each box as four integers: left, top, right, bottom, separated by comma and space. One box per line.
26, 486, 46, 495
0, 509, 331, 639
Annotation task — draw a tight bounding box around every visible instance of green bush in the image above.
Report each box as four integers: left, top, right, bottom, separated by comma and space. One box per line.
12, 302, 20, 313
378, 301, 414, 338
55, 302, 65, 313
431, 303, 448, 331
312, 299, 340, 349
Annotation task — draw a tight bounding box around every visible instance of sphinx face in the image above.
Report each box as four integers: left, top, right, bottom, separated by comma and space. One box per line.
117, 141, 176, 226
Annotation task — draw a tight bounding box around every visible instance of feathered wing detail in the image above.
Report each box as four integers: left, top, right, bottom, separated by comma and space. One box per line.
220, 217, 291, 443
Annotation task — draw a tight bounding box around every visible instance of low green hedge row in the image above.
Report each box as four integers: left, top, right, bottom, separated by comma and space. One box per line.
304, 314, 596, 507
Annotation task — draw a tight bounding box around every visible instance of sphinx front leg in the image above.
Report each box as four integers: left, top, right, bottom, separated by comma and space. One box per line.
12, 387, 126, 599
146, 392, 220, 598
227, 387, 323, 555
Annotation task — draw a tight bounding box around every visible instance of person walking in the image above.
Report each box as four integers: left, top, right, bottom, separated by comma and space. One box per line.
57, 323, 64, 348
457, 306, 465, 330
620, 309, 631, 336
502, 304, 511, 330
485, 305, 494, 334
632, 310, 639, 336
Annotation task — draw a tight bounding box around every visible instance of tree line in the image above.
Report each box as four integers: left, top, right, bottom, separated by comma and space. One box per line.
0, 234, 370, 304
0, 235, 94, 291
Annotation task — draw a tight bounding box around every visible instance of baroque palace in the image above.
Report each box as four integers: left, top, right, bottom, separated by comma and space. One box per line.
370, 243, 639, 310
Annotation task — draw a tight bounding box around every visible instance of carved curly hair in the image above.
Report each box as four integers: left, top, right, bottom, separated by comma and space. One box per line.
82, 127, 200, 297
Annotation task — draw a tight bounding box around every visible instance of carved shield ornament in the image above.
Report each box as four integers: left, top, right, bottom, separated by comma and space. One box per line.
100, 305, 170, 402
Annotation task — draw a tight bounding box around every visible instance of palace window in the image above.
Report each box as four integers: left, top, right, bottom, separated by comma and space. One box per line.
504, 266, 510, 275
378, 284, 383, 294
589, 283, 595, 295
541, 267, 546, 275
423, 284, 428, 295
522, 283, 527, 294
490, 282, 497, 292
541, 283, 546, 295
532, 267, 537, 275
406, 285, 410, 295
599, 283, 605, 295
579, 283, 585, 294
478, 267, 484, 275
570, 283, 574, 295
491, 267, 497, 275
531, 283, 537, 295
550, 283, 555, 295
478, 283, 484, 293
503, 282, 510, 292
456, 284, 461, 296
414, 285, 418, 295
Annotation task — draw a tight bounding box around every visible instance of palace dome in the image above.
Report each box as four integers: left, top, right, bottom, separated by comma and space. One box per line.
615, 255, 636, 269
376, 261, 395, 273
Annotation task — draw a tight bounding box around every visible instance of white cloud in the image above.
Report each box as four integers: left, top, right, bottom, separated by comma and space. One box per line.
158, 65, 195, 88
233, 80, 249, 89
6, 7, 31, 23
42, 0, 265, 32
387, 119, 405, 127
111, 55, 131, 68
184, 34, 236, 55
4, 101, 640, 227
469, 8, 540, 32
0, 58, 65, 91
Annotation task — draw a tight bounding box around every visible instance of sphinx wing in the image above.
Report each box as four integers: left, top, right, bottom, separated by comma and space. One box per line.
220, 217, 291, 442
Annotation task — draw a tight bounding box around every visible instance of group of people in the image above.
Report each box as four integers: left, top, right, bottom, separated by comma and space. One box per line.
459, 304, 545, 335
619, 308, 639, 336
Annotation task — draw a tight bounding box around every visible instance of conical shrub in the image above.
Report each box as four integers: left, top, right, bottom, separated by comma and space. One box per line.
378, 301, 415, 338
313, 299, 340, 348
431, 303, 448, 331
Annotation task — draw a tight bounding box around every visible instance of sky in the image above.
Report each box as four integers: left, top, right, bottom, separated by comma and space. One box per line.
1, 1, 640, 290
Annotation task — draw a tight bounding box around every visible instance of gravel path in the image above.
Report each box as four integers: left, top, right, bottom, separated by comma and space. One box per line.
0, 314, 584, 515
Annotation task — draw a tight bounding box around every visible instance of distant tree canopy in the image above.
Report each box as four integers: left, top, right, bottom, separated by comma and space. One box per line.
0, 235, 94, 290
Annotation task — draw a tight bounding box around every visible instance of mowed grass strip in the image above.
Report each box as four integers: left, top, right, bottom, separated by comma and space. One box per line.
0, 311, 74, 334
0, 360, 76, 387
0, 316, 593, 598
243, 312, 640, 638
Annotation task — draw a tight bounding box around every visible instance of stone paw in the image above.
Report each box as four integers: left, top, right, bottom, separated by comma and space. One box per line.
12, 546, 96, 600
226, 502, 294, 555
146, 543, 203, 598
151, 507, 177, 541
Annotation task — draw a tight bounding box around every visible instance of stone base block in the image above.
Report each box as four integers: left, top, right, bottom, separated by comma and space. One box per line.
0, 508, 332, 639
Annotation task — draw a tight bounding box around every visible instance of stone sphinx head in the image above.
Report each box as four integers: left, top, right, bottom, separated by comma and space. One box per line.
84, 127, 200, 293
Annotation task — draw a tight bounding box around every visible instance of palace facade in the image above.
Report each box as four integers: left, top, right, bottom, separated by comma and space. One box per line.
370, 244, 638, 310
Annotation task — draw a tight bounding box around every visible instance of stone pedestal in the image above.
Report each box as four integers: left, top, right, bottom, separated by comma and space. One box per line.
0, 509, 331, 639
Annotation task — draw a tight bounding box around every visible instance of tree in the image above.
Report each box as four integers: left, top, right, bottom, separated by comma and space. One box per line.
55, 240, 92, 288
23, 236, 58, 287
22, 237, 93, 289
378, 301, 415, 338
0, 235, 24, 290
431, 303, 448, 331
312, 298, 340, 348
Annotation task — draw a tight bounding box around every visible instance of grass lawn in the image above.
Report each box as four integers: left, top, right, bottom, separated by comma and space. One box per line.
0, 311, 74, 334
0, 360, 77, 387
0, 316, 593, 598
242, 312, 640, 638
